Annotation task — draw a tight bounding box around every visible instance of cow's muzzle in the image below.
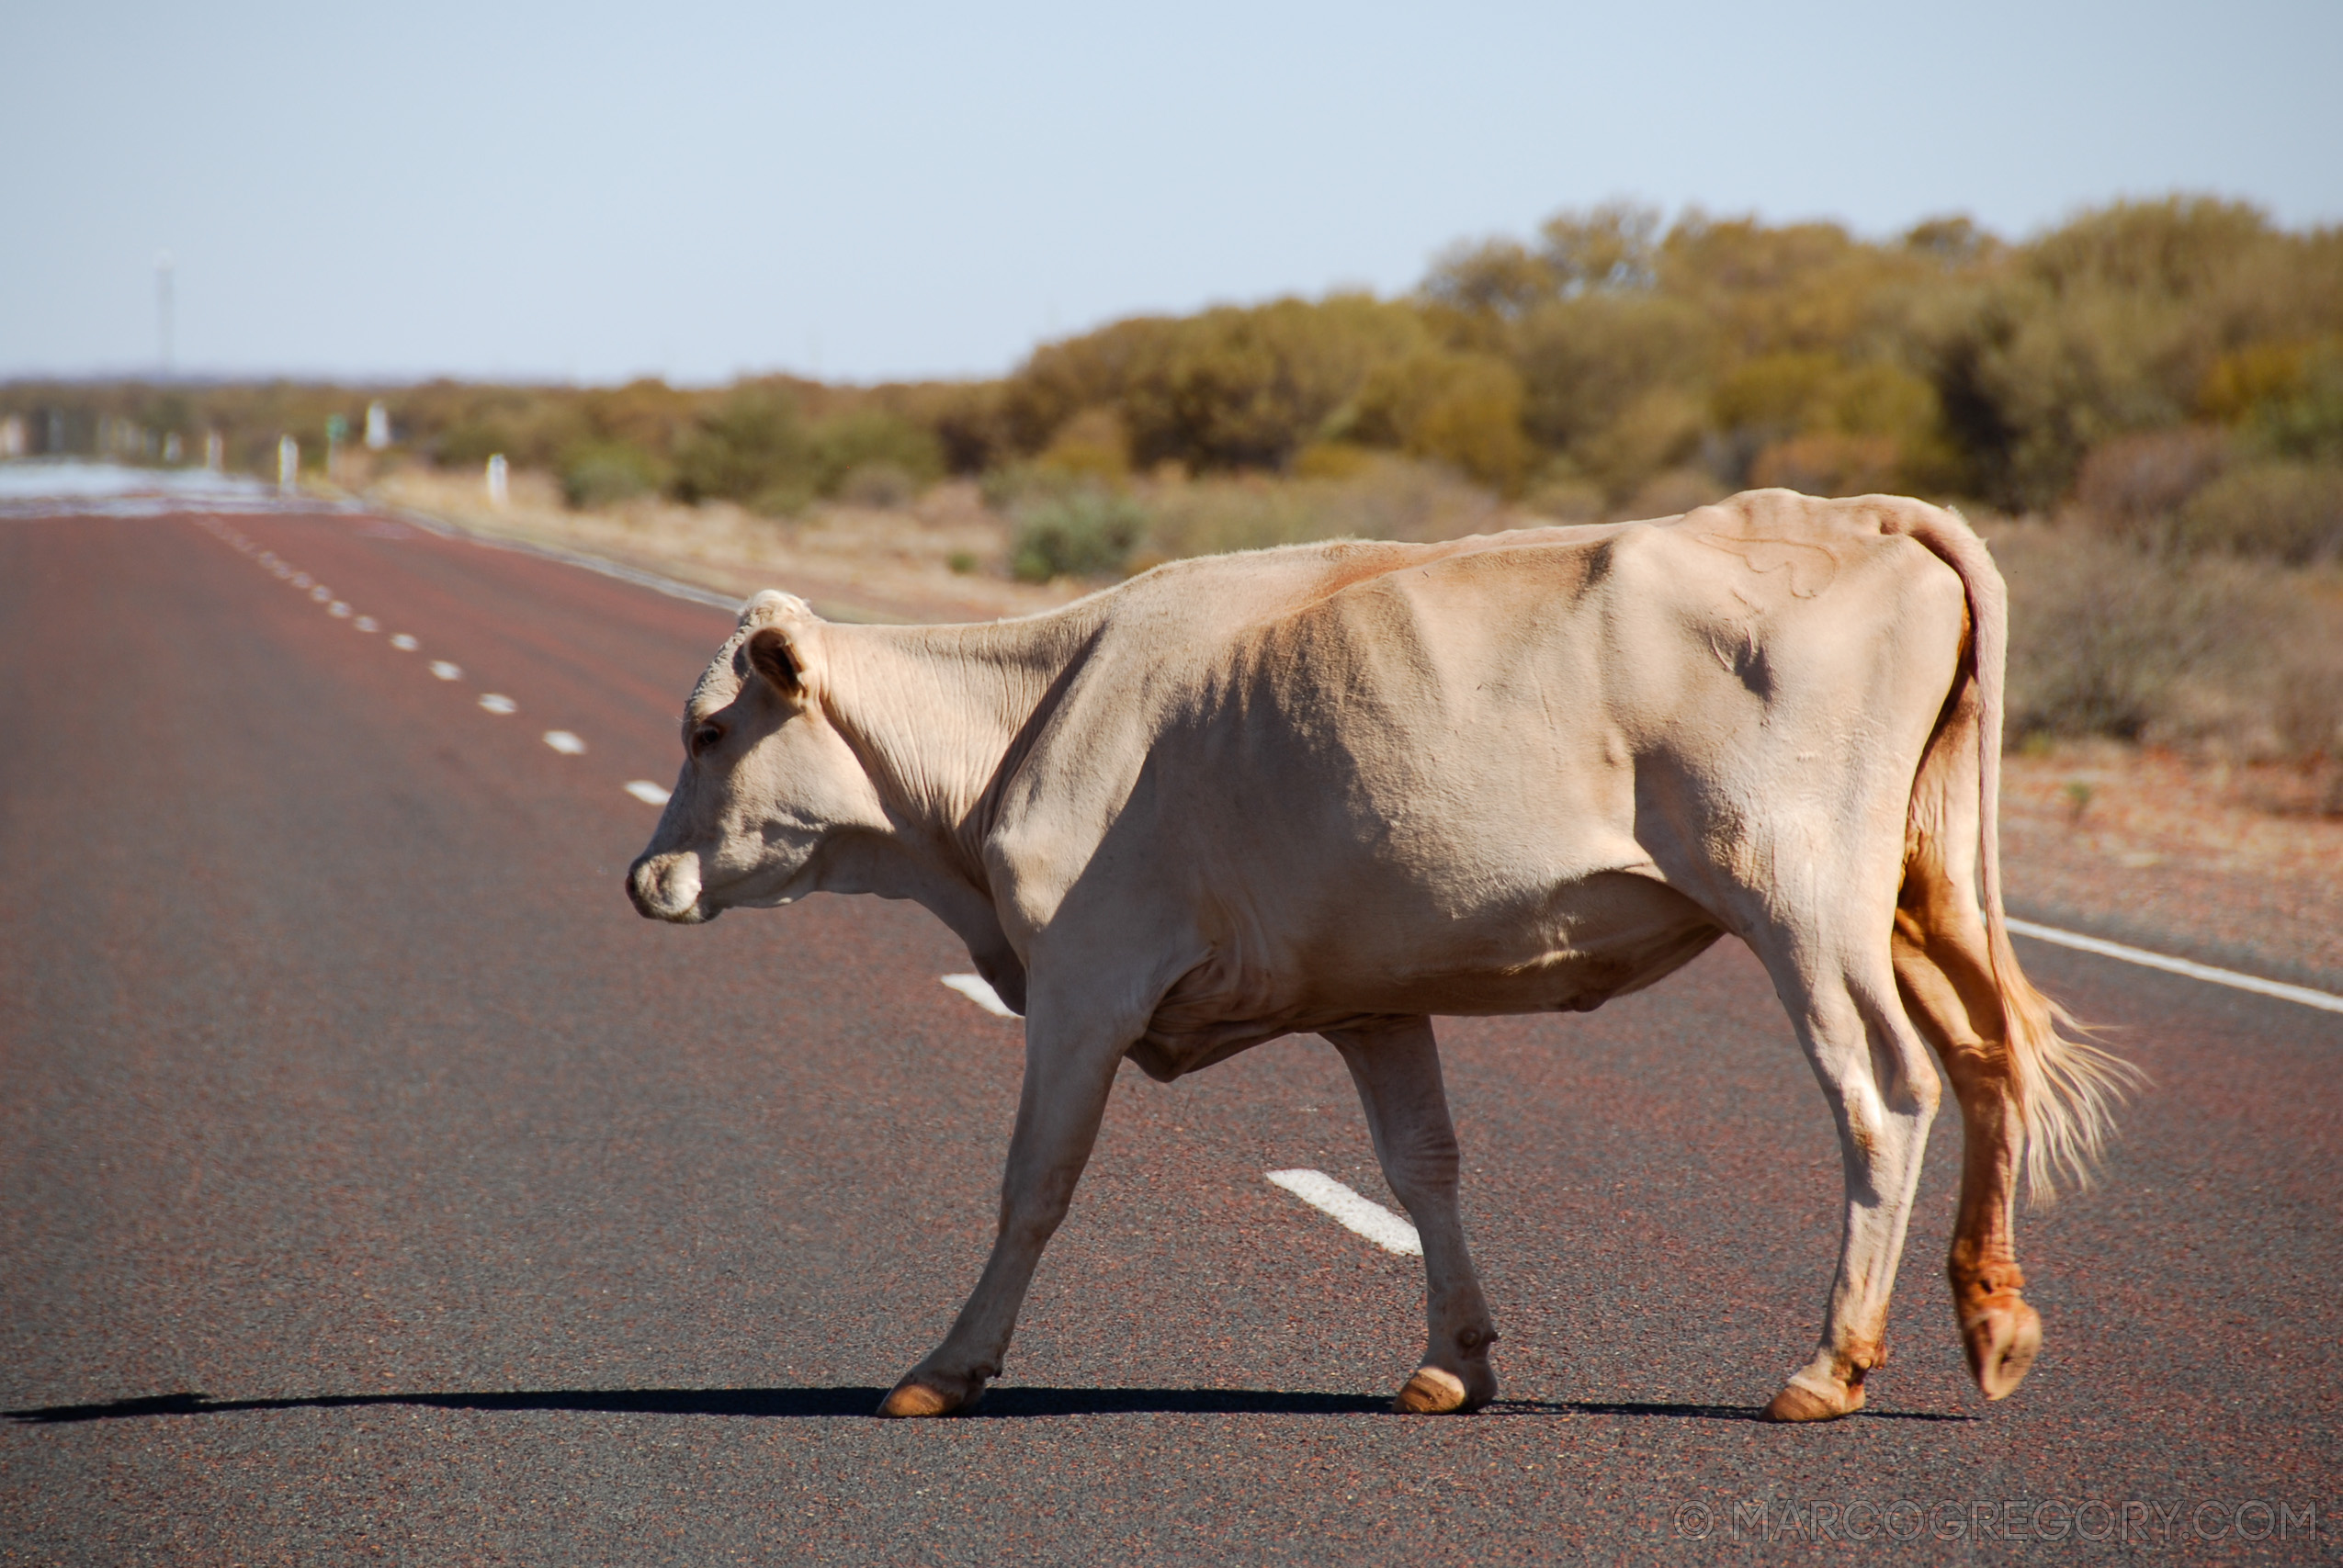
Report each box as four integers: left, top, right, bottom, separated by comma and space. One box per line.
628, 851, 715, 924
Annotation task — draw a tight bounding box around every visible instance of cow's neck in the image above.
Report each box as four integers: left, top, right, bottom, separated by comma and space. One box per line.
813, 609, 1099, 962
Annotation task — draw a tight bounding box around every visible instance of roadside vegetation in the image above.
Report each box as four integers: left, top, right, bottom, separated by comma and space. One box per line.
6, 195, 2339, 784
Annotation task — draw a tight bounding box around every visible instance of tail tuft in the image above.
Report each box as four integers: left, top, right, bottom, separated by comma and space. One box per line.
1987, 929, 2145, 1201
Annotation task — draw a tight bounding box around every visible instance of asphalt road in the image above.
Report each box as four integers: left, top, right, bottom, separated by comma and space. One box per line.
3, 495, 2337, 1564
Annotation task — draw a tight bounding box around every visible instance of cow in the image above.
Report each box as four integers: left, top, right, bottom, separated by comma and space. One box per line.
628, 488, 2131, 1422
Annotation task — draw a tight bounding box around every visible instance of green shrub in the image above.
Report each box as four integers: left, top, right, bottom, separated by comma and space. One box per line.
1010, 490, 1149, 581
433, 422, 514, 468
671, 386, 810, 507
2202, 338, 2343, 463
559, 441, 666, 509
807, 410, 944, 497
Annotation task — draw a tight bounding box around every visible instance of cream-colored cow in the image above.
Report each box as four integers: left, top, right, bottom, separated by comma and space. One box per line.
628, 489, 2130, 1421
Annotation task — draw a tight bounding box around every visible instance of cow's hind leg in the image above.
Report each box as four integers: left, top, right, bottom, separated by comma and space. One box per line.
1324, 1018, 1498, 1414
1749, 933, 1942, 1423
1891, 874, 2041, 1401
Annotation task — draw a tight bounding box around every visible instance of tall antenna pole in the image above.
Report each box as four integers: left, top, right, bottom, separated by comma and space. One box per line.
155, 250, 175, 379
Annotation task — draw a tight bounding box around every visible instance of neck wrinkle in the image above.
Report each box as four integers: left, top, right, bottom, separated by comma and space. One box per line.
823, 611, 1098, 892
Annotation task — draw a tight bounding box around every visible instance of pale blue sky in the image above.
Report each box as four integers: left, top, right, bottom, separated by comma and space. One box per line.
5, 0, 2337, 385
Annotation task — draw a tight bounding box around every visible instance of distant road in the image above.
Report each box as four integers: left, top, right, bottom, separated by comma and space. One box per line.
3, 492, 2336, 1562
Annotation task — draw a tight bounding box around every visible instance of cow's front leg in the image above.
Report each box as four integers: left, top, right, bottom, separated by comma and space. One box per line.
1324, 1018, 1498, 1414
878, 1021, 1123, 1417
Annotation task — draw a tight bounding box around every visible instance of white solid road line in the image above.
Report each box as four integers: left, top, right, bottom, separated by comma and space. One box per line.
2007, 918, 2343, 1015
477, 694, 518, 715
940, 973, 1018, 1018
624, 781, 673, 806
542, 730, 586, 755
1265, 1169, 1422, 1257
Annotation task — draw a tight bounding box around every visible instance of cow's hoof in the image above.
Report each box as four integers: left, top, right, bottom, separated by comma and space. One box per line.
877, 1376, 980, 1418
1762, 1378, 1866, 1423
1963, 1296, 2043, 1401
1394, 1366, 1483, 1415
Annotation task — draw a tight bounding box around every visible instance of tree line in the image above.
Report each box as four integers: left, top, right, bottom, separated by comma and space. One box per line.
6, 194, 2339, 557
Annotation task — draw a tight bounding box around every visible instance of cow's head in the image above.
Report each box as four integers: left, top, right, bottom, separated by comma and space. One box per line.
627, 592, 888, 924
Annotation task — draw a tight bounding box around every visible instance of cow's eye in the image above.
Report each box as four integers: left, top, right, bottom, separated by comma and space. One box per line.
690, 722, 725, 756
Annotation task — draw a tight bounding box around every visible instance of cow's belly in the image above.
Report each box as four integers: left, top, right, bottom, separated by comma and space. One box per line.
1128, 871, 1722, 1082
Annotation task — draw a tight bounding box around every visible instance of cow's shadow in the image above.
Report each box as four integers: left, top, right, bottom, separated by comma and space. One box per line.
6, 1387, 1973, 1425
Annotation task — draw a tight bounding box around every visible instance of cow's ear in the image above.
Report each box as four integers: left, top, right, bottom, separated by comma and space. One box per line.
743, 626, 805, 695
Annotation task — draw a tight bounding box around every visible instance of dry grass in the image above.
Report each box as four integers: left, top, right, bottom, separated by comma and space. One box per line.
368, 467, 1080, 625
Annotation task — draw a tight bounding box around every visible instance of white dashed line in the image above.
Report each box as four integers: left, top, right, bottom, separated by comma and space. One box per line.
940, 973, 1018, 1017
1265, 1169, 1422, 1257
191, 520, 704, 826
2007, 918, 2343, 1014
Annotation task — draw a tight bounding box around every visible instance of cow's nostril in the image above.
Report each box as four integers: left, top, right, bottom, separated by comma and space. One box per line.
627, 852, 703, 921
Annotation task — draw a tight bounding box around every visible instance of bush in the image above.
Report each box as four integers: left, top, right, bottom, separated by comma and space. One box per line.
433, 421, 514, 469
832, 462, 917, 509
2202, 338, 2343, 463
1344, 350, 1534, 491
1034, 406, 1131, 481
1624, 468, 1729, 517
1115, 296, 1431, 471
559, 441, 666, 509
1995, 521, 2343, 758
2175, 461, 2343, 564
2072, 425, 2228, 541
1749, 433, 1903, 497
671, 386, 810, 510
1141, 456, 1502, 559
807, 410, 944, 497
1010, 490, 1149, 581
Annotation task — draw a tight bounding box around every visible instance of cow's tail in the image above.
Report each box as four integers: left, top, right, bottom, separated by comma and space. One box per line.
1889, 502, 2138, 1201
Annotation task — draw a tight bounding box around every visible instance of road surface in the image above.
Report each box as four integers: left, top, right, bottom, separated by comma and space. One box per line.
3, 487, 2337, 1562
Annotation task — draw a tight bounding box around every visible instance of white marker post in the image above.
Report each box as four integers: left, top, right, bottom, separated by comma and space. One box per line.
205, 430, 224, 471
277, 435, 300, 493
486, 453, 509, 509
364, 400, 391, 450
